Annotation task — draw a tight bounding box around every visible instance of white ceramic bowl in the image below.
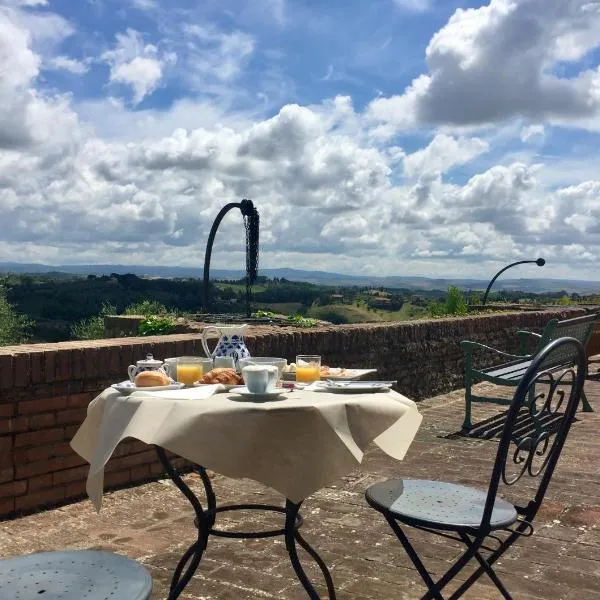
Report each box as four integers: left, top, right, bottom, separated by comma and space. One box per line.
237, 357, 288, 379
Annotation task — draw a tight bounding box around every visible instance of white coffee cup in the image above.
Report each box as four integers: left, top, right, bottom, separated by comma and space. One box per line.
242, 365, 278, 394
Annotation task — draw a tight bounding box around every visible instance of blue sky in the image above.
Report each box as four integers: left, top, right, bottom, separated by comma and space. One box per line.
1, 0, 600, 279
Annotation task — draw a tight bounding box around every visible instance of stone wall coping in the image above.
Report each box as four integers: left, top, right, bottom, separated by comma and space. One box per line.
0, 307, 586, 357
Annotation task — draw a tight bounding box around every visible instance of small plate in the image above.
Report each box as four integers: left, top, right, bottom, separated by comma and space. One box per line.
111, 381, 185, 395
318, 381, 393, 393
282, 368, 376, 381
229, 386, 288, 401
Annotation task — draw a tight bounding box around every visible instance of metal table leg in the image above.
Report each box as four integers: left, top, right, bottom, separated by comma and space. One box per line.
154, 447, 336, 599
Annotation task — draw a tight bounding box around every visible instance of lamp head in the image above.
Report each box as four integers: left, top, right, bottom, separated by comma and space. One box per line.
536, 258, 545, 267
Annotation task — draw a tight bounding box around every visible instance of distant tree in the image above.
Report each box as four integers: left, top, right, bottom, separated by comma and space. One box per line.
0, 286, 33, 345
468, 291, 481, 305
444, 286, 468, 315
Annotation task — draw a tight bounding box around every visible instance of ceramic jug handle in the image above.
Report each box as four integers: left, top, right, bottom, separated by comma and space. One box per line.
201, 326, 220, 358
127, 365, 137, 382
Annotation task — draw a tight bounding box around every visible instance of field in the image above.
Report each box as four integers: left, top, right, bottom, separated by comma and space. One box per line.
308, 303, 427, 324
254, 302, 303, 315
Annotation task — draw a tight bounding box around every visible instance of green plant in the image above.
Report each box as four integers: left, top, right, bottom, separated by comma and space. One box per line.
138, 314, 175, 336
287, 313, 319, 328
252, 310, 278, 318
556, 295, 574, 306
0, 286, 33, 345
70, 302, 116, 340
444, 286, 468, 315
427, 287, 468, 317
124, 300, 169, 316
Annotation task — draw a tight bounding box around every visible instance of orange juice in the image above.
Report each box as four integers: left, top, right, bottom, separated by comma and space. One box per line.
177, 364, 203, 385
296, 365, 320, 383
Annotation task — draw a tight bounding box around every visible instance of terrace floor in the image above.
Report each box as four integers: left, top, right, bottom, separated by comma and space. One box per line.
2, 376, 600, 600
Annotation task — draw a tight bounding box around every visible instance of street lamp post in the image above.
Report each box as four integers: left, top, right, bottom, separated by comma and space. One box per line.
482, 258, 545, 305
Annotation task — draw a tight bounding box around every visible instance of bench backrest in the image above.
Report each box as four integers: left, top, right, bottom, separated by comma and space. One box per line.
534, 313, 599, 369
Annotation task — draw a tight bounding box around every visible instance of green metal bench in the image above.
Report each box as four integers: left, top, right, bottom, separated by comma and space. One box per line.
460, 313, 598, 430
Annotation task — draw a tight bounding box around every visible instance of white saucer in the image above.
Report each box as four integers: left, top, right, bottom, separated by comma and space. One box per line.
111, 381, 185, 395
229, 386, 288, 401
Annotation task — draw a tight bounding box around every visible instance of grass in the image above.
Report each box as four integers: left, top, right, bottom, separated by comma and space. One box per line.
308, 304, 384, 324
254, 302, 304, 315
308, 303, 428, 324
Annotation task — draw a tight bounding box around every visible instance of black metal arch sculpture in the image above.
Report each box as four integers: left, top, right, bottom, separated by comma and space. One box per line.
202, 199, 259, 316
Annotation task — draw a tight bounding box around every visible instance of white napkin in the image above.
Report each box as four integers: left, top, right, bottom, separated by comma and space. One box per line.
131, 384, 225, 399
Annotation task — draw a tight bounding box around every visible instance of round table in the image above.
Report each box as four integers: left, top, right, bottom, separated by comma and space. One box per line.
71, 384, 422, 599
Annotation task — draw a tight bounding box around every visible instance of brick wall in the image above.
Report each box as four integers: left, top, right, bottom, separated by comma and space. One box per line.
0, 307, 587, 519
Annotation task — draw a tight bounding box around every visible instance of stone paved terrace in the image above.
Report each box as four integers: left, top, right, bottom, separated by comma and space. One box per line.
1, 377, 599, 600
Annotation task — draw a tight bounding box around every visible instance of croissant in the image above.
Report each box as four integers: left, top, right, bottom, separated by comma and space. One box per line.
199, 368, 243, 385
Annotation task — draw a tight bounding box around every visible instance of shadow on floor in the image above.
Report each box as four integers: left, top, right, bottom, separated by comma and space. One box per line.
442, 408, 572, 441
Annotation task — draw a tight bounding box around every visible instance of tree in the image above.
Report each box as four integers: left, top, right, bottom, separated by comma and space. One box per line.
444, 286, 468, 315
0, 286, 33, 345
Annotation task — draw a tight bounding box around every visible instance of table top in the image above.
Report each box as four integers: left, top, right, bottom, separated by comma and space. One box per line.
71, 384, 422, 509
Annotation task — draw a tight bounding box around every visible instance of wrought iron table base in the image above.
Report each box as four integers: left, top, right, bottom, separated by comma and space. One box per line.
155, 447, 336, 600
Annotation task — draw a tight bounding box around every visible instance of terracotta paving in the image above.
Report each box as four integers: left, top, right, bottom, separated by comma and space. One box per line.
1, 376, 600, 599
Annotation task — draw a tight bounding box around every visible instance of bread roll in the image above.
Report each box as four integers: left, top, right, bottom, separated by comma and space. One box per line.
135, 370, 170, 387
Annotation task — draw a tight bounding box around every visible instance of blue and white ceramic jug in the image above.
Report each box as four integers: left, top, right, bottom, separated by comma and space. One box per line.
201, 324, 250, 365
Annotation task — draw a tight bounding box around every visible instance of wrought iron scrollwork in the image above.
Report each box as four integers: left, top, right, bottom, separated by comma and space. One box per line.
502, 366, 576, 486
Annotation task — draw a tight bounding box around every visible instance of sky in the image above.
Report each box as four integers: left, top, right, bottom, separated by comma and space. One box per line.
1, 0, 600, 280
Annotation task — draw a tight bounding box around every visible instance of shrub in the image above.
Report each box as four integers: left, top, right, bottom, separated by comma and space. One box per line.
124, 300, 169, 316
70, 302, 116, 340
0, 286, 33, 345
138, 314, 175, 336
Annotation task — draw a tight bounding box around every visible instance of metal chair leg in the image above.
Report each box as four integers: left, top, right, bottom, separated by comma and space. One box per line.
462, 377, 473, 431
384, 515, 494, 600
450, 528, 520, 598
580, 389, 593, 412
457, 532, 512, 600
384, 516, 444, 600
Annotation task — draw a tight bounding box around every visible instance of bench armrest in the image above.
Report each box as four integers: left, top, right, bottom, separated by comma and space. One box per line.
460, 340, 531, 361
516, 330, 542, 355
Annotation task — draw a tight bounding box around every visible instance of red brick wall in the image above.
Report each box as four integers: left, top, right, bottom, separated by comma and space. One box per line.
0, 308, 587, 519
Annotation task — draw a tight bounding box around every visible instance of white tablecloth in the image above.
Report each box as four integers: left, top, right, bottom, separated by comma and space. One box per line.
71, 384, 422, 509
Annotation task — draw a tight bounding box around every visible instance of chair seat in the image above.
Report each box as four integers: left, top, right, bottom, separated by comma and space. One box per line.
366, 479, 518, 531
0, 550, 152, 600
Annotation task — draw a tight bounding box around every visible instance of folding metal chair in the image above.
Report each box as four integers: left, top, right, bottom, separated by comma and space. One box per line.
0, 549, 152, 599
365, 336, 587, 599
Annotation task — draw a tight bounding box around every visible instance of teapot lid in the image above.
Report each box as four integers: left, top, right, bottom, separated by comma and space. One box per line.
136, 353, 163, 367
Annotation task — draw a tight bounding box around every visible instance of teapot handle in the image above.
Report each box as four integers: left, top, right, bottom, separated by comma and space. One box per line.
127, 365, 137, 383
201, 326, 220, 358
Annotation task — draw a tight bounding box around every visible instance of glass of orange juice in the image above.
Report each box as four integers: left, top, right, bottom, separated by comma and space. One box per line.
174, 357, 211, 386
296, 355, 321, 383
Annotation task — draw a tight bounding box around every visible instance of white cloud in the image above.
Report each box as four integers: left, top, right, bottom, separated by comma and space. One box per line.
101, 29, 176, 104
1, 0, 600, 280
403, 134, 489, 177
520, 124, 545, 143
369, 0, 600, 134
131, 0, 157, 10
393, 0, 431, 12
183, 24, 255, 82
13, 0, 49, 6
45, 55, 88, 74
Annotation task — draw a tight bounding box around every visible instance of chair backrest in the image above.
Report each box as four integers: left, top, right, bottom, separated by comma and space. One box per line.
534, 313, 598, 370
481, 337, 587, 529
